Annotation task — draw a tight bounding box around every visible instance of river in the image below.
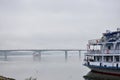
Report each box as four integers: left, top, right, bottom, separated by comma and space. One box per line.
0, 52, 120, 80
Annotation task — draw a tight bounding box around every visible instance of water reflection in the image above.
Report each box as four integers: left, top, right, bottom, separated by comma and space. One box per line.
83, 71, 120, 80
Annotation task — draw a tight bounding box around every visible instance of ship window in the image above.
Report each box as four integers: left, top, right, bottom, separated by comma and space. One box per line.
108, 46, 111, 50
95, 56, 102, 62
104, 56, 113, 62
106, 43, 113, 50
115, 56, 119, 62
116, 43, 120, 50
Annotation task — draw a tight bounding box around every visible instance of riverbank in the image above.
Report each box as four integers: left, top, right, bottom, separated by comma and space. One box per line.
0, 75, 15, 80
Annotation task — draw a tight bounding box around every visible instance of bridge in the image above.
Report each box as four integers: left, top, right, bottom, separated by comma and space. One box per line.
0, 49, 87, 61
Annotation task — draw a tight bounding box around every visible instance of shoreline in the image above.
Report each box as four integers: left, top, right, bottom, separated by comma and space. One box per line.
0, 75, 15, 80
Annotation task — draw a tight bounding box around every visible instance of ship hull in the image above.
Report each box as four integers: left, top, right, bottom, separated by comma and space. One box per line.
84, 71, 120, 80
84, 64, 120, 76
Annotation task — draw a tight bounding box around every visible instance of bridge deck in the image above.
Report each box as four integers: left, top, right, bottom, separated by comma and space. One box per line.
0, 49, 86, 52
0, 49, 87, 61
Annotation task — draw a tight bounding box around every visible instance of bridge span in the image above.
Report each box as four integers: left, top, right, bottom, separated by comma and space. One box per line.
0, 49, 87, 61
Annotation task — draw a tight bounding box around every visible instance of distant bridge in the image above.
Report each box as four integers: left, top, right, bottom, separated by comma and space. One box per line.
0, 49, 87, 61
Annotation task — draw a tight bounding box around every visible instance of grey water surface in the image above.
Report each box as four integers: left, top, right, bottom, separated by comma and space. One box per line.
0, 52, 120, 80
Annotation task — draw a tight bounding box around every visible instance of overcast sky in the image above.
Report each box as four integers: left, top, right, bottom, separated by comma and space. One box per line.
0, 0, 120, 49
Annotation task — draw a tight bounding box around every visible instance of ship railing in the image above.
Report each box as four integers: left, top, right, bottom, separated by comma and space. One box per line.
102, 49, 120, 54
88, 39, 101, 45
87, 49, 120, 54
87, 50, 101, 54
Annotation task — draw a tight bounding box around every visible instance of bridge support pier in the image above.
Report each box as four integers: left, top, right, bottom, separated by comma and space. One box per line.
33, 51, 41, 61
65, 51, 68, 61
79, 50, 81, 59
38, 51, 41, 61
4, 51, 7, 61
33, 51, 36, 61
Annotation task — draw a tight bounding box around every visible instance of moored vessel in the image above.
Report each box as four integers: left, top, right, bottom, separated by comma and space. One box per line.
84, 28, 120, 75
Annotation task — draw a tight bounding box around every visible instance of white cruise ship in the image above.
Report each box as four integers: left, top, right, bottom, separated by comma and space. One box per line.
84, 28, 120, 75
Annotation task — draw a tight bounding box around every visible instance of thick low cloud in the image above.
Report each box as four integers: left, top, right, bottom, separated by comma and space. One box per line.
0, 0, 120, 49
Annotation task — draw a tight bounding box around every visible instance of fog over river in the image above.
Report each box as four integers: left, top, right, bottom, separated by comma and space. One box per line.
0, 52, 90, 80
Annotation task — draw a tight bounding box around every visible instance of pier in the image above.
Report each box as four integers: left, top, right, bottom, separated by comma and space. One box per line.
0, 49, 86, 61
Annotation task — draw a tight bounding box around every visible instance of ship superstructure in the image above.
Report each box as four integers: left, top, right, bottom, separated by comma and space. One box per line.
84, 28, 120, 75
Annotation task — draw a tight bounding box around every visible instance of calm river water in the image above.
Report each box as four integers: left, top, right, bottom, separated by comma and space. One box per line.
0, 52, 120, 80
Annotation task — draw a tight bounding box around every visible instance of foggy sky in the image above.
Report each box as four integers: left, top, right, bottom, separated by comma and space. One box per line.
0, 0, 120, 49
